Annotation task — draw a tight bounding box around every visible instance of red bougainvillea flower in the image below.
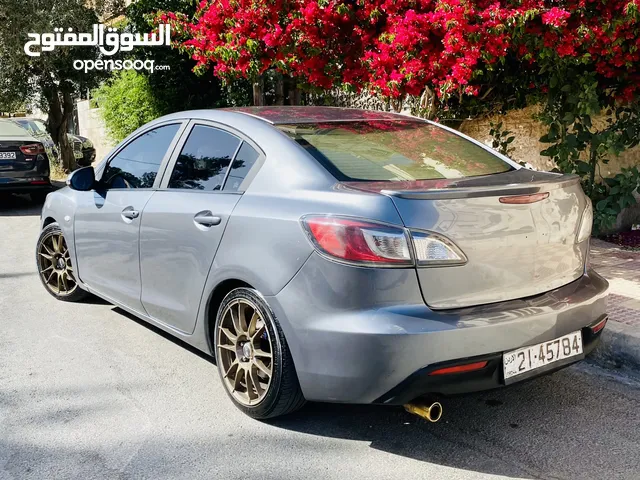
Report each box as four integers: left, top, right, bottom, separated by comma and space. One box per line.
158, 0, 640, 103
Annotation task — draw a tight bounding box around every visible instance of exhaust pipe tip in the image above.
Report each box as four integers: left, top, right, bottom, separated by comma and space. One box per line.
404, 401, 443, 423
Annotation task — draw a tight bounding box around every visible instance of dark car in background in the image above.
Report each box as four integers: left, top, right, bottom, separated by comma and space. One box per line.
0, 119, 51, 202
11, 117, 96, 167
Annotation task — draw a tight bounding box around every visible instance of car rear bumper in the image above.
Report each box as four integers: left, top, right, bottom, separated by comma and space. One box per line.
0, 176, 51, 193
373, 314, 607, 404
267, 253, 609, 404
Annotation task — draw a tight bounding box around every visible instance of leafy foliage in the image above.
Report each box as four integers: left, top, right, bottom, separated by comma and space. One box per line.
0, 0, 112, 171
123, 0, 251, 115
163, 1, 640, 105
93, 70, 163, 142
592, 168, 640, 234
489, 122, 516, 158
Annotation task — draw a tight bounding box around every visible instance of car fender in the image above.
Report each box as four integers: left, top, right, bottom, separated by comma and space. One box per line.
40, 187, 88, 289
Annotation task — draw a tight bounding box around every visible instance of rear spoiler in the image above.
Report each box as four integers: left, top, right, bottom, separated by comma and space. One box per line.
342, 172, 581, 201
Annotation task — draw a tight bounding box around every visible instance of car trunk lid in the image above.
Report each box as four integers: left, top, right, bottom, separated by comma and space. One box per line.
0, 140, 35, 173
343, 170, 589, 309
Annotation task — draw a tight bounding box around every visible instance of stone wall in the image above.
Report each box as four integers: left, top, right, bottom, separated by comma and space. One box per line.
459, 106, 640, 231
459, 105, 640, 177
76, 100, 115, 164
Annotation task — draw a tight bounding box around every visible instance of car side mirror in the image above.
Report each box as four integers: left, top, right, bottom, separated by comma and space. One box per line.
66, 166, 96, 191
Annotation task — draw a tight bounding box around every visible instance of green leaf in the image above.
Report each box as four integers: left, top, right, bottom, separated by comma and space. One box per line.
596, 199, 609, 212
576, 161, 592, 173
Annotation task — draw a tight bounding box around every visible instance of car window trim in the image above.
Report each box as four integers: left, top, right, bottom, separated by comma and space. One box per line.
97, 120, 189, 191
158, 119, 264, 194
219, 140, 244, 191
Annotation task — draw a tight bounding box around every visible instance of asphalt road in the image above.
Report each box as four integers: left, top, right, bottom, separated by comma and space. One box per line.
1, 194, 639, 480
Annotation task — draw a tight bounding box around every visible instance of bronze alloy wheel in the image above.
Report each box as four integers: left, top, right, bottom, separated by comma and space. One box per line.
217, 298, 274, 406
37, 230, 77, 296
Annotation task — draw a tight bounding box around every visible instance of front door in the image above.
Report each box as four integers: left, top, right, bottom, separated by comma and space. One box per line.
139, 124, 261, 333
74, 123, 183, 313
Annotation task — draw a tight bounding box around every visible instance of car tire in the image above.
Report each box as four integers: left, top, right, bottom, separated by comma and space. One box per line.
36, 222, 89, 302
214, 287, 306, 419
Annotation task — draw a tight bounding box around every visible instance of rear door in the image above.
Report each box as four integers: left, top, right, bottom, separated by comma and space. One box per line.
74, 122, 185, 313
139, 122, 262, 333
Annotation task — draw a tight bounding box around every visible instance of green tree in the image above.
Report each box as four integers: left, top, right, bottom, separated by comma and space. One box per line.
125, 0, 251, 114
0, 0, 113, 172
93, 70, 162, 142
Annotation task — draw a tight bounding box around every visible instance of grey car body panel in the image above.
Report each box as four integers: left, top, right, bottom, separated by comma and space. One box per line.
74, 189, 156, 313
39, 107, 609, 405
268, 256, 608, 403
139, 190, 242, 333
387, 175, 588, 308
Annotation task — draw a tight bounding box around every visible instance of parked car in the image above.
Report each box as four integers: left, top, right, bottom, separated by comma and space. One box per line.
36, 107, 609, 420
0, 119, 51, 202
10, 117, 59, 163
11, 117, 96, 167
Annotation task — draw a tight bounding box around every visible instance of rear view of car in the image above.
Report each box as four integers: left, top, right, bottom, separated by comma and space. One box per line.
0, 119, 51, 202
35, 107, 609, 420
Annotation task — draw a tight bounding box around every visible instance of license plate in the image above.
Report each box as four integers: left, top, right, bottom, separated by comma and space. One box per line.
503, 331, 583, 380
0, 152, 16, 160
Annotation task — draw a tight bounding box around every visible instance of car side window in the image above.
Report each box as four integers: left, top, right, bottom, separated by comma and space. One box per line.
222, 142, 260, 192
102, 124, 180, 189
168, 125, 241, 191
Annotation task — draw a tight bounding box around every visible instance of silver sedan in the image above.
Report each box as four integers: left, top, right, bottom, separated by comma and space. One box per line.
36, 107, 609, 420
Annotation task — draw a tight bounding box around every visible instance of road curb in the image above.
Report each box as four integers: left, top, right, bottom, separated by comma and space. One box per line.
592, 320, 640, 370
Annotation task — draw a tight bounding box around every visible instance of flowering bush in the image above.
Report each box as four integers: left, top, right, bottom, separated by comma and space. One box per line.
163, 0, 640, 103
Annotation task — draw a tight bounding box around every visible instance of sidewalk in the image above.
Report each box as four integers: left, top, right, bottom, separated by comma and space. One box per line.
590, 239, 640, 368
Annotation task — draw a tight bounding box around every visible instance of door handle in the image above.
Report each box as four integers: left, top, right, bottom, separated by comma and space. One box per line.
121, 207, 140, 220
194, 211, 222, 227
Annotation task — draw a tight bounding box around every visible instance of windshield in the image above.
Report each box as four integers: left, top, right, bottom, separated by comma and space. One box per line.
278, 121, 513, 181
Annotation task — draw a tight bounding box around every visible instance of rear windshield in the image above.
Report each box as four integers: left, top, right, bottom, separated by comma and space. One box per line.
0, 120, 31, 137
278, 121, 513, 181
14, 119, 47, 136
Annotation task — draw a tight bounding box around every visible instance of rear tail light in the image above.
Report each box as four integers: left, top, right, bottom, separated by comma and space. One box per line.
499, 192, 549, 204
301, 216, 412, 266
301, 215, 467, 268
429, 361, 488, 376
577, 198, 593, 243
19, 143, 45, 155
589, 315, 608, 334
411, 231, 467, 266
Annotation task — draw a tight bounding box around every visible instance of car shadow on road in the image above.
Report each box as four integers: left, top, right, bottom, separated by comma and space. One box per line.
267, 365, 640, 479
0, 194, 43, 217
110, 306, 217, 365
103, 307, 640, 479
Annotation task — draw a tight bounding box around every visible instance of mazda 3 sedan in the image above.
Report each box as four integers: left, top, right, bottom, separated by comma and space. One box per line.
37, 107, 609, 419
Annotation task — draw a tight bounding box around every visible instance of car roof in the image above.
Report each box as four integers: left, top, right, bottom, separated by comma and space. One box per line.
223, 106, 422, 125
